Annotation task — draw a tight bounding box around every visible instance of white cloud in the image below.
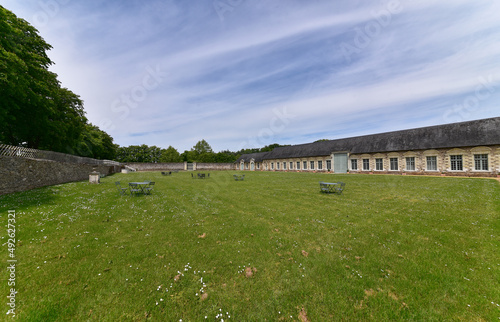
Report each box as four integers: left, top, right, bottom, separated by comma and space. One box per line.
3, 0, 500, 152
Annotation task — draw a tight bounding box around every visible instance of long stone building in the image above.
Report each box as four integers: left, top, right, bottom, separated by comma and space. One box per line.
237, 117, 500, 177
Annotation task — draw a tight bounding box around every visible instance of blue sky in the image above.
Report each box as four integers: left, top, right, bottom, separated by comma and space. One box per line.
4, 0, 500, 152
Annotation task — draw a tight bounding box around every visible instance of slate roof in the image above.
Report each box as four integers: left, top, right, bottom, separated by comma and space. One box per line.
238, 117, 500, 161
236, 152, 270, 163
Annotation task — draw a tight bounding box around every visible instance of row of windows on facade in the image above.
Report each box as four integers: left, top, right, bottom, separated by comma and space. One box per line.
266, 160, 333, 171
246, 154, 490, 171
351, 154, 489, 171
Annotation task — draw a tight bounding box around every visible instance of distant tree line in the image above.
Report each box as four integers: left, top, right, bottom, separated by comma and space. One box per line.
115, 140, 288, 164
0, 6, 116, 160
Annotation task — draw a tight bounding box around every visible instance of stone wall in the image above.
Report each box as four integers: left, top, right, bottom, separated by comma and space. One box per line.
126, 162, 236, 171
195, 163, 236, 171
125, 162, 185, 171
0, 156, 119, 195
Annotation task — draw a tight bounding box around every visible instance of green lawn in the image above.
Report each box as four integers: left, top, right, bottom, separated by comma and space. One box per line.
1, 171, 499, 321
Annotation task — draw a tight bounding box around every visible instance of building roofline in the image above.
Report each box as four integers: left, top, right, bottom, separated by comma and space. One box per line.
238, 117, 500, 161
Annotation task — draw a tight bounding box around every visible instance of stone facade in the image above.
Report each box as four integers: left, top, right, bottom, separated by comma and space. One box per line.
237, 117, 500, 177
0, 156, 119, 195
241, 146, 500, 177
349, 145, 499, 176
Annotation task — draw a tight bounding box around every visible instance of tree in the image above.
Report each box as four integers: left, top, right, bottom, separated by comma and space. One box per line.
115, 144, 163, 163
192, 139, 213, 155
0, 6, 56, 147
0, 6, 116, 157
215, 150, 237, 163
160, 146, 182, 162
189, 139, 214, 162
47, 87, 87, 153
70, 124, 117, 160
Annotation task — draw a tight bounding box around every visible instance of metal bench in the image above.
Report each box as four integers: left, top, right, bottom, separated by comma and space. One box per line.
319, 181, 345, 194
233, 174, 245, 181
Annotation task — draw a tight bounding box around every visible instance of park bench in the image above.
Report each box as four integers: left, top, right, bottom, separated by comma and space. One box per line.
319, 181, 345, 194
233, 174, 245, 181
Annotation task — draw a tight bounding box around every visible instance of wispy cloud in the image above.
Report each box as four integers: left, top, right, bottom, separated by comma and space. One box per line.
4, 0, 500, 152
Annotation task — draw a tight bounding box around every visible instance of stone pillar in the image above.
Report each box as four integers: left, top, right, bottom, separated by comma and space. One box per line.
89, 170, 100, 184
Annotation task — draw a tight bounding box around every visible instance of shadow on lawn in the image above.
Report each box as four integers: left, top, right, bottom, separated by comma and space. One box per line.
0, 185, 60, 211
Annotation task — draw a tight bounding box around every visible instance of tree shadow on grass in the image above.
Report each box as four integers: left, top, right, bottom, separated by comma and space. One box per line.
0, 185, 59, 211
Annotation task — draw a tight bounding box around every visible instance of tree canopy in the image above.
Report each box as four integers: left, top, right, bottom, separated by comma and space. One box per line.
115, 141, 290, 164
0, 6, 115, 159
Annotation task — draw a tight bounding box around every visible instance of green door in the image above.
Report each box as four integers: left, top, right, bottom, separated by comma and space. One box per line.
333, 153, 348, 173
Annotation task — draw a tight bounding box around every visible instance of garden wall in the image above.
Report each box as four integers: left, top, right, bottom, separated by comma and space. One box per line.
125, 162, 236, 171
125, 162, 185, 171
195, 163, 235, 171
0, 156, 119, 195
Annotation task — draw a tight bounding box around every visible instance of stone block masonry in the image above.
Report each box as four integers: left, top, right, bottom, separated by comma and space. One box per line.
0, 156, 118, 195
125, 162, 236, 171
125, 162, 185, 171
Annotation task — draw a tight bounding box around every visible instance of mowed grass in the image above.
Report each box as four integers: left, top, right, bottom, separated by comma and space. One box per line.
1, 171, 499, 321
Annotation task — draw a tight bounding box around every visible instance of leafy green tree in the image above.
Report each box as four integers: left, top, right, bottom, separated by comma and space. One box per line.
70, 124, 117, 160
192, 139, 213, 154
0, 6, 116, 158
48, 87, 87, 153
115, 144, 163, 163
160, 146, 182, 162
0, 6, 56, 147
180, 150, 193, 162
260, 143, 285, 152
189, 139, 214, 162
215, 150, 237, 163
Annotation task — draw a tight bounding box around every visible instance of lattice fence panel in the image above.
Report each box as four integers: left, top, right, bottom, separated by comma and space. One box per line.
0, 144, 120, 166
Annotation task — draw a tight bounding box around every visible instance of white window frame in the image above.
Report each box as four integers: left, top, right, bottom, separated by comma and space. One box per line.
426, 156, 437, 171
390, 158, 398, 171
450, 155, 463, 171
310, 161, 315, 170
474, 154, 488, 171
351, 159, 358, 171
405, 157, 415, 171
375, 158, 383, 171
362, 159, 370, 171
